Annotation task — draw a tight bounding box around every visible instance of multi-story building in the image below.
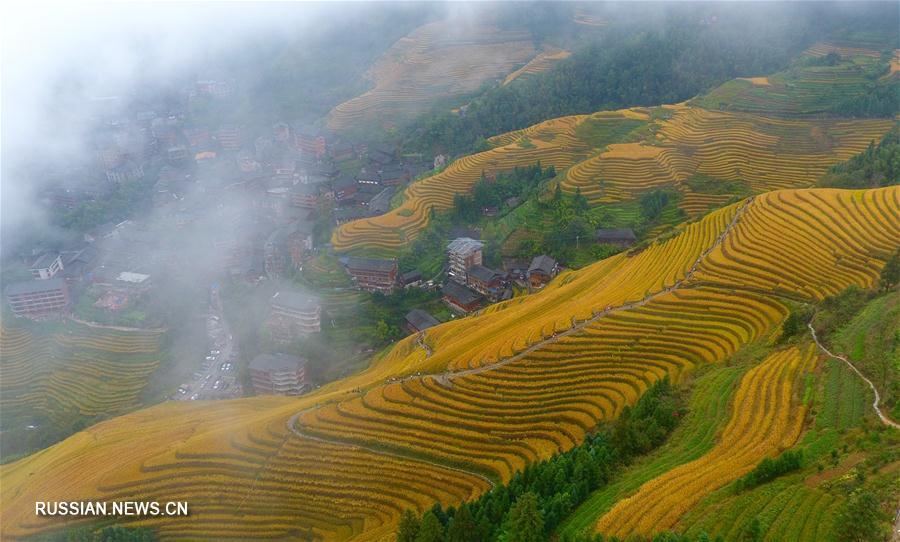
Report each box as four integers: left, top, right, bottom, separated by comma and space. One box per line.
447, 237, 483, 284
267, 290, 321, 343
466, 265, 506, 299
105, 159, 145, 184
6, 278, 69, 319
216, 125, 242, 151
30, 252, 64, 280
344, 257, 398, 293
249, 353, 308, 396
527, 255, 560, 288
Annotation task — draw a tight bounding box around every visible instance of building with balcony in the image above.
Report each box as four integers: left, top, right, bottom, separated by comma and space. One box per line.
248, 353, 308, 396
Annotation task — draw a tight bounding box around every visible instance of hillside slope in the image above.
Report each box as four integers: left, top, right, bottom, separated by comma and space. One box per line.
332, 102, 893, 254
2, 187, 897, 540
325, 20, 537, 133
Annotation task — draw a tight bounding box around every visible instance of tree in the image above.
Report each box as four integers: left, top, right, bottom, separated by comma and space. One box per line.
397, 510, 421, 542
502, 492, 545, 542
835, 490, 888, 542
879, 248, 899, 291
415, 510, 445, 542
446, 505, 481, 542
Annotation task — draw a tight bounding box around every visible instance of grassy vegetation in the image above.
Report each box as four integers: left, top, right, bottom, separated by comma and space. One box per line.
558, 356, 752, 537
831, 291, 899, 419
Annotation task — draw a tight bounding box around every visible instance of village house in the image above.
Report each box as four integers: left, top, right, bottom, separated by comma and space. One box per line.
400, 269, 423, 288
293, 125, 326, 158
343, 257, 398, 293
61, 245, 99, 283
216, 125, 243, 151
466, 265, 506, 299
274, 157, 297, 184
329, 139, 356, 162
249, 353, 309, 396
30, 252, 64, 280
405, 309, 440, 334
368, 187, 395, 216
442, 281, 482, 314
357, 170, 381, 187
527, 255, 559, 288
183, 127, 211, 148
290, 183, 320, 209
379, 165, 408, 186
6, 278, 70, 319
334, 175, 359, 202
105, 159, 145, 184
596, 228, 637, 247
447, 237, 484, 284
266, 290, 322, 343
368, 145, 397, 167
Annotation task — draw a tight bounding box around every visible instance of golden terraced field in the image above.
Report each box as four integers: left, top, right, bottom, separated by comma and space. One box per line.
0, 324, 163, 421
332, 115, 590, 252
502, 48, 571, 86
326, 21, 536, 131
595, 345, 817, 538
333, 103, 892, 252
3, 186, 898, 541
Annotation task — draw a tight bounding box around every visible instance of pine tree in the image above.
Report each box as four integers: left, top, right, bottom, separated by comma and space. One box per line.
415, 510, 445, 542
502, 492, 545, 542
446, 504, 480, 542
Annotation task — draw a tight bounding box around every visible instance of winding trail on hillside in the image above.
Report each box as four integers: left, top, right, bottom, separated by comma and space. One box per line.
284, 198, 755, 488
808, 322, 900, 429
406, 196, 754, 384
286, 405, 498, 488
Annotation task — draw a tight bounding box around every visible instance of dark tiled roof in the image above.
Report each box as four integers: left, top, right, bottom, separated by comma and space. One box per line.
401, 270, 422, 284
442, 281, 482, 305
467, 265, 504, 283
345, 257, 397, 273
249, 352, 306, 373
528, 255, 558, 275
31, 252, 60, 269
405, 309, 440, 331
6, 277, 66, 296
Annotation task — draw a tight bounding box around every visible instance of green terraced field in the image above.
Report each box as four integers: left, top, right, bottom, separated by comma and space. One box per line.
557, 361, 747, 537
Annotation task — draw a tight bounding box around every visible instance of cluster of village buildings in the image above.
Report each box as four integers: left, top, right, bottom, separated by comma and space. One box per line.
4, 77, 640, 398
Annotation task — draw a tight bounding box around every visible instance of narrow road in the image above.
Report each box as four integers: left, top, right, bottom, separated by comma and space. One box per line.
808, 323, 899, 429
283, 198, 755, 486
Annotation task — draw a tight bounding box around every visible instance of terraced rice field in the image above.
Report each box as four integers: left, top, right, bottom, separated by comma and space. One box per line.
558, 362, 747, 537
693, 188, 900, 300
0, 323, 163, 421
2, 187, 898, 541
502, 48, 571, 86
692, 43, 896, 117
326, 21, 536, 131
562, 106, 893, 202
594, 346, 817, 538
335, 102, 891, 254
675, 351, 873, 541
332, 115, 590, 252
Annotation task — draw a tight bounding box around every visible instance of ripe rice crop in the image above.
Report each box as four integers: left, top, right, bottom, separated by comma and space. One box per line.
2, 187, 898, 540
594, 346, 817, 538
